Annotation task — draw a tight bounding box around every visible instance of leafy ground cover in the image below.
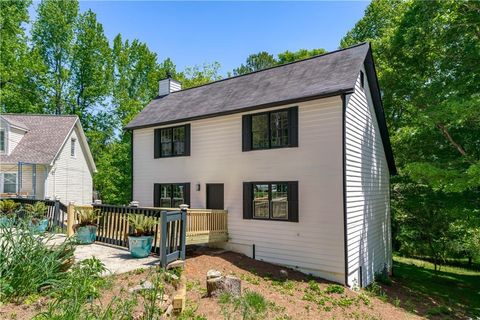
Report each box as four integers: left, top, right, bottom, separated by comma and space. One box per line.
379, 256, 480, 319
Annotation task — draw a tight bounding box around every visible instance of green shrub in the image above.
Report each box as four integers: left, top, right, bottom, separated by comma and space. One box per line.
220, 290, 268, 320
24, 202, 48, 222
325, 284, 345, 294
374, 272, 392, 286
0, 200, 20, 218
0, 221, 75, 301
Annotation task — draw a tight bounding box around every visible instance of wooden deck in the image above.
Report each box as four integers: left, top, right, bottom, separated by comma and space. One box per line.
70, 205, 228, 246
155, 208, 228, 245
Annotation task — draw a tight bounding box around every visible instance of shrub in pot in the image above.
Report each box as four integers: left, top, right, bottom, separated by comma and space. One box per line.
25, 202, 49, 233
0, 200, 19, 227
74, 208, 101, 244
127, 214, 157, 258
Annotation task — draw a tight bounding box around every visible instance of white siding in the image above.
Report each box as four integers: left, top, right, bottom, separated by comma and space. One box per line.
345, 69, 392, 288
8, 127, 25, 154
133, 97, 345, 283
46, 126, 93, 205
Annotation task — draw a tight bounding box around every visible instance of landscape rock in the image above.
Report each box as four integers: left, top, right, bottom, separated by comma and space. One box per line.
279, 269, 289, 279
128, 280, 154, 293
166, 260, 185, 270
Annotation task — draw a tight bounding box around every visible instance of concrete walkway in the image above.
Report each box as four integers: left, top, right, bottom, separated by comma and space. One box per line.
48, 235, 161, 275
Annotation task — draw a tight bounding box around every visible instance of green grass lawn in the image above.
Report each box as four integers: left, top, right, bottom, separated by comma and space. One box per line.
391, 256, 480, 318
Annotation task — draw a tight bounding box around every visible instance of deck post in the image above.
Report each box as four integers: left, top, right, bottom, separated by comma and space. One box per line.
53, 200, 60, 229
67, 201, 75, 237
160, 211, 168, 268
179, 205, 188, 261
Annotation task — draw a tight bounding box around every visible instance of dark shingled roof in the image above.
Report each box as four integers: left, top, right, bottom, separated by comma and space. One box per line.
126, 42, 396, 175
0, 114, 78, 164
126, 43, 370, 130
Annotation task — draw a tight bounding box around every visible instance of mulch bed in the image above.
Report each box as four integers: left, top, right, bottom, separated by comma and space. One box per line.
183, 247, 422, 320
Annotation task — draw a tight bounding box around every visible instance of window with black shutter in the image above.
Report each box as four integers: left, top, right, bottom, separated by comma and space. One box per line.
243, 181, 298, 222
242, 107, 298, 151
153, 183, 190, 207
154, 124, 191, 158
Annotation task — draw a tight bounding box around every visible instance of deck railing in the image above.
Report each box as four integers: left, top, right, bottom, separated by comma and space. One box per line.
67, 204, 187, 267
0, 197, 67, 232
155, 208, 228, 245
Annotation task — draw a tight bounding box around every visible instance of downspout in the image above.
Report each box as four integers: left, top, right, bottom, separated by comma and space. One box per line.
342, 93, 349, 287
130, 130, 134, 202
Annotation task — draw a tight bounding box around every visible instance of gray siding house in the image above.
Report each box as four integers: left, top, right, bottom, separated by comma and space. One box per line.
126, 43, 396, 287
0, 114, 96, 205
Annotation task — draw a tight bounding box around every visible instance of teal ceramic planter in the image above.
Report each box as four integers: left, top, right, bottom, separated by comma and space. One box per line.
128, 235, 153, 258
76, 225, 97, 244
30, 219, 49, 233
0, 217, 14, 228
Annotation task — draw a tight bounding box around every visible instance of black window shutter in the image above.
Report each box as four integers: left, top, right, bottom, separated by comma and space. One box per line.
153, 183, 160, 207
184, 124, 191, 156
242, 115, 252, 151
288, 181, 299, 222
184, 183, 191, 206
154, 129, 161, 158
288, 107, 299, 147
243, 182, 253, 219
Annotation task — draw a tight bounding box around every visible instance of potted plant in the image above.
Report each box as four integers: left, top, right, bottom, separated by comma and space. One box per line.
127, 214, 157, 258
74, 208, 101, 244
0, 200, 20, 228
25, 202, 49, 233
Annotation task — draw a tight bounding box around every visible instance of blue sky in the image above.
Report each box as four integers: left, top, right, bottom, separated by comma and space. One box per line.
29, 1, 369, 76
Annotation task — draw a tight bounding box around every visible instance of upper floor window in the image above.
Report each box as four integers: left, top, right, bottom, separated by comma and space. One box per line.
154, 124, 190, 158
0, 130, 5, 153
242, 107, 298, 151
70, 138, 76, 157
243, 181, 298, 222
360, 71, 365, 89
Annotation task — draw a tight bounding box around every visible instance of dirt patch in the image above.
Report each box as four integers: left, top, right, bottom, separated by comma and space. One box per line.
183, 247, 422, 320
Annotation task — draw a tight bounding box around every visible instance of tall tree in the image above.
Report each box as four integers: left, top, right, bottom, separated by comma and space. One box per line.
71, 9, 111, 119
233, 51, 276, 75
342, 0, 480, 261
32, 0, 78, 114
0, 0, 45, 113
233, 48, 327, 75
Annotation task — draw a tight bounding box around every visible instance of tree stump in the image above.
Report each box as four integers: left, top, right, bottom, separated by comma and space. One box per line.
206, 270, 241, 297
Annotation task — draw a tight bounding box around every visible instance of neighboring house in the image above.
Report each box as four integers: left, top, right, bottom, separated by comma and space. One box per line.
0, 114, 96, 205
126, 43, 396, 288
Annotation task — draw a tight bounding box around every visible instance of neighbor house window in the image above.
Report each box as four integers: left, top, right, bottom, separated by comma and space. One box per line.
243, 181, 298, 222
242, 107, 298, 151
154, 124, 190, 158
70, 138, 76, 157
3, 173, 17, 194
154, 183, 190, 208
0, 130, 5, 153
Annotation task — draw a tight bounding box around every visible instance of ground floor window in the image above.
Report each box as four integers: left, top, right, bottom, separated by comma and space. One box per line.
243, 181, 298, 222
153, 183, 190, 208
1, 173, 17, 194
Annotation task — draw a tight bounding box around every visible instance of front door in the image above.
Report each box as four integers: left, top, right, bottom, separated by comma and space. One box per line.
206, 183, 224, 210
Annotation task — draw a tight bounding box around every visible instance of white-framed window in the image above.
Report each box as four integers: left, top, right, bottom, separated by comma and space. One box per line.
70, 138, 76, 157
0, 129, 5, 153
1, 172, 17, 194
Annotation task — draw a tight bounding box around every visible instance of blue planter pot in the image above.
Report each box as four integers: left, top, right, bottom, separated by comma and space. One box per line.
76, 225, 97, 244
0, 217, 14, 228
128, 235, 153, 258
30, 219, 49, 233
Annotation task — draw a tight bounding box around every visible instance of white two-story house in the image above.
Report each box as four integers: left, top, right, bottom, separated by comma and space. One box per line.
0, 114, 96, 205
126, 43, 396, 288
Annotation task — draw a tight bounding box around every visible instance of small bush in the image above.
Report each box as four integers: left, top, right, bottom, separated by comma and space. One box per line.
219, 290, 268, 320
325, 284, 345, 294
374, 272, 392, 286
0, 221, 75, 301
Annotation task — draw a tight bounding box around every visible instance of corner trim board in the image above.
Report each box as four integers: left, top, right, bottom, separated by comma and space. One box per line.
342, 93, 349, 287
